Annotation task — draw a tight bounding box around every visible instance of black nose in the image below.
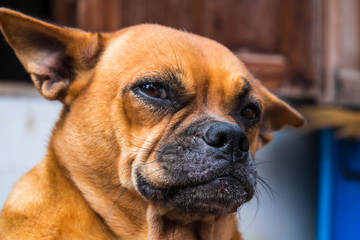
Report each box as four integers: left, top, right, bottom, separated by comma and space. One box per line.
202, 123, 249, 153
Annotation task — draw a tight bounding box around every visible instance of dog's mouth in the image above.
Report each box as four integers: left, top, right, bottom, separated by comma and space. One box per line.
135, 120, 258, 218
137, 172, 255, 217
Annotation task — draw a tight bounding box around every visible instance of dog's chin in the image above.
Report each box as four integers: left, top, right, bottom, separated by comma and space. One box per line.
137, 174, 255, 221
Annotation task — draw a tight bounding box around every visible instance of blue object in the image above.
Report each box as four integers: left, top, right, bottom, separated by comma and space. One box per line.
317, 129, 334, 240
317, 130, 360, 240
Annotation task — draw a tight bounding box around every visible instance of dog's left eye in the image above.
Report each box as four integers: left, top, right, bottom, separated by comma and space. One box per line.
139, 83, 168, 99
240, 104, 259, 121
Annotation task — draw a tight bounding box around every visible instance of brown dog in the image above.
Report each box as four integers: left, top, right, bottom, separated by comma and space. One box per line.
0, 8, 304, 240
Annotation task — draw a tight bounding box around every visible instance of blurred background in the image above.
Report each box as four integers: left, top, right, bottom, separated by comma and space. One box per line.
0, 0, 360, 240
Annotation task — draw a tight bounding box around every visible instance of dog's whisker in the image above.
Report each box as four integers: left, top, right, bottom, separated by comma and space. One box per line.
125, 140, 163, 154
247, 65, 272, 80
129, 134, 166, 147
239, 193, 261, 229
180, 224, 184, 240
254, 157, 271, 162
147, 168, 165, 177
172, 221, 176, 240
88, 137, 106, 148
254, 161, 272, 167
143, 160, 159, 165
256, 177, 276, 202
101, 183, 122, 196
165, 35, 181, 70
254, 191, 261, 215
64, 130, 106, 141
103, 186, 128, 220
165, 186, 172, 197
121, 150, 158, 154
109, 187, 128, 211
173, 138, 187, 152
152, 44, 179, 75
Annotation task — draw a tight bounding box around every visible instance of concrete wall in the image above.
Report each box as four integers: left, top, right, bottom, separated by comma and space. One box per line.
0, 95, 61, 206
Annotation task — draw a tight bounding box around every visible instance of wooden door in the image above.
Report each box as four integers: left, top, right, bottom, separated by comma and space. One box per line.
54, 0, 360, 106
322, 0, 360, 106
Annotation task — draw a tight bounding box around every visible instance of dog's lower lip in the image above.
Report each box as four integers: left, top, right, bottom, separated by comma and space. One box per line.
146, 174, 239, 191
138, 174, 243, 199
180, 176, 238, 191
173, 176, 244, 197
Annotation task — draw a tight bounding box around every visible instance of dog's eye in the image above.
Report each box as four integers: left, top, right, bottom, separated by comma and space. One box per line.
241, 104, 259, 121
139, 83, 168, 99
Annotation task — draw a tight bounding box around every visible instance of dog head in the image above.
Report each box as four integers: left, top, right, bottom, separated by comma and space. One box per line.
0, 8, 304, 226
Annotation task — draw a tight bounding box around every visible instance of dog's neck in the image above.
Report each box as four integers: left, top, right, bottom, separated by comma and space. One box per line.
146, 205, 242, 240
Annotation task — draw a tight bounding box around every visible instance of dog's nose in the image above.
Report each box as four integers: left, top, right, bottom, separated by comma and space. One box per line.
203, 123, 249, 154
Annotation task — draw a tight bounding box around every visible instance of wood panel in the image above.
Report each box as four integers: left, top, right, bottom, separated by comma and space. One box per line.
322, 0, 360, 106
340, 0, 360, 69
336, 0, 360, 106
337, 69, 360, 106
52, 0, 76, 27
52, 0, 326, 97
237, 52, 288, 89
280, 0, 321, 89
72, 0, 289, 90
322, 0, 340, 103
75, 0, 281, 52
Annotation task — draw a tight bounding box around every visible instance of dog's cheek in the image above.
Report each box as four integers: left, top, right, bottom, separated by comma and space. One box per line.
114, 123, 170, 191
117, 148, 136, 189
127, 134, 170, 190
116, 143, 150, 189
51, 102, 122, 192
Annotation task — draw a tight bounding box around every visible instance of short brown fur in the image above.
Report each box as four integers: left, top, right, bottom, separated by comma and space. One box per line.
0, 8, 304, 240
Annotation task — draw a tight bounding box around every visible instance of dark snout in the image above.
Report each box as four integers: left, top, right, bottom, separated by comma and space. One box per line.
202, 122, 249, 162
137, 119, 257, 217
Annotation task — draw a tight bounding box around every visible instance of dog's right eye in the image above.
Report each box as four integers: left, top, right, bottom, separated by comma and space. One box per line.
139, 83, 168, 99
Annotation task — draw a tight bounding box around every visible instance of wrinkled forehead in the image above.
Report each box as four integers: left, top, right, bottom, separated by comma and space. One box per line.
101, 25, 199, 67
99, 24, 255, 96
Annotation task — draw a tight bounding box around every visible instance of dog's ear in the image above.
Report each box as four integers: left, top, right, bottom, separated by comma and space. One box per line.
0, 8, 102, 102
254, 80, 305, 150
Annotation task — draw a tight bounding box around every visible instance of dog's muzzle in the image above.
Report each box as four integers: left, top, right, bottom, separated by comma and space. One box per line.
203, 122, 250, 160
137, 121, 257, 217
